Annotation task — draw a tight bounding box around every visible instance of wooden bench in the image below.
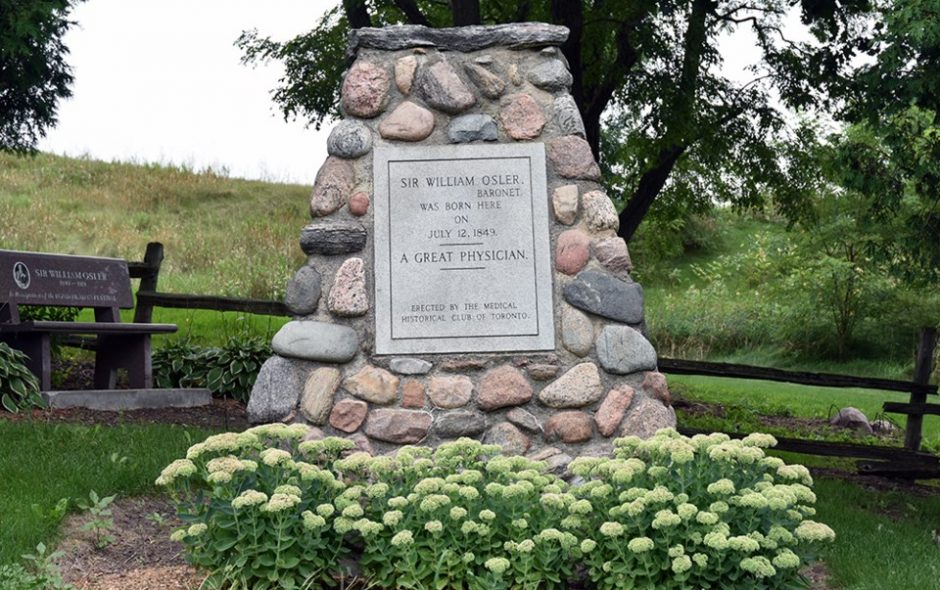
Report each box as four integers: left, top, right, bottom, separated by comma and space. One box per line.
0, 250, 177, 390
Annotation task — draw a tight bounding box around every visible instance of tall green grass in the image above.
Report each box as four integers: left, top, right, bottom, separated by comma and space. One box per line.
0, 420, 219, 564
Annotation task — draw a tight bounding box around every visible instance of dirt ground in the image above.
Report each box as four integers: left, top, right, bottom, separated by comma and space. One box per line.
5, 397, 248, 430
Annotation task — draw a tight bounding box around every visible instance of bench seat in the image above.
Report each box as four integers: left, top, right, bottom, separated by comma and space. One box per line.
0, 321, 177, 334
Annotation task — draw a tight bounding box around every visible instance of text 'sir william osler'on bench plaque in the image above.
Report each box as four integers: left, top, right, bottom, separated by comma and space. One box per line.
374, 143, 555, 355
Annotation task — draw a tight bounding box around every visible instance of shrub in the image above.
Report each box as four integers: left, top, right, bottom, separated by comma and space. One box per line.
18, 306, 80, 323
0, 342, 43, 412
159, 429, 834, 590
153, 336, 271, 403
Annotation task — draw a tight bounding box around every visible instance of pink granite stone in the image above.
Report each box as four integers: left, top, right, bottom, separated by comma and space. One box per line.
500, 94, 546, 140
595, 384, 636, 437
548, 136, 601, 180
555, 229, 591, 275
342, 61, 390, 118
348, 192, 370, 216
309, 157, 355, 217
328, 258, 368, 317
379, 101, 435, 141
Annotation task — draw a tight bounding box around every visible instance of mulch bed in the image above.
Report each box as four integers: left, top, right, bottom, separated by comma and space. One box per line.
3, 397, 248, 430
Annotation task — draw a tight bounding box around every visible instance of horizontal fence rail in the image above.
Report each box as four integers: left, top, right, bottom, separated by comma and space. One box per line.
658, 357, 937, 397
135, 291, 289, 317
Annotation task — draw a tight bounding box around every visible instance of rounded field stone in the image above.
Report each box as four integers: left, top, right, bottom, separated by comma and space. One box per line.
329, 399, 368, 433
395, 55, 418, 94
595, 325, 657, 375
300, 222, 367, 255
555, 229, 591, 275
326, 120, 373, 159
342, 61, 390, 118
641, 371, 671, 406
593, 237, 633, 276
595, 384, 635, 437
500, 94, 545, 140
348, 191, 370, 216
620, 396, 676, 439
300, 367, 342, 425
343, 365, 399, 405
365, 409, 431, 444
284, 265, 321, 315
434, 410, 487, 437
347, 432, 374, 455
526, 363, 559, 381
401, 378, 426, 408
506, 407, 541, 433
563, 270, 644, 324
271, 321, 359, 363
477, 364, 533, 411
309, 157, 355, 217
247, 355, 311, 423
416, 60, 476, 114
548, 136, 601, 180
328, 258, 369, 317
561, 305, 594, 357
527, 59, 573, 91
544, 411, 593, 443
447, 114, 498, 143
379, 101, 435, 141
582, 190, 620, 232
552, 184, 579, 225
538, 362, 603, 408
428, 374, 473, 409
389, 358, 433, 375
830, 407, 873, 434
554, 95, 585, 137
464, 63, 506, 98
484, 422, 530, 455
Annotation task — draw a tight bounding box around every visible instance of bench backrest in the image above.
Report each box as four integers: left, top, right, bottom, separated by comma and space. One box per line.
0, 250, 133, 323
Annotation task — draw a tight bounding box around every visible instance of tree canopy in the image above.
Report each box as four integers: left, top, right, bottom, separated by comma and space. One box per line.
0, 0, 80, 154
238, 0, 867, 242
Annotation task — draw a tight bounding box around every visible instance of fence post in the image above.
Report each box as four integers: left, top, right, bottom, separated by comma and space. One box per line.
904, 326, 938, 451
133, 242, 164, 324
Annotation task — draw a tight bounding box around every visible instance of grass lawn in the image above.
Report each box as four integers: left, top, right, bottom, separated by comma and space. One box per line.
0, 419, 218, 565
814, 478, 940, 590
669, 374, 940, 452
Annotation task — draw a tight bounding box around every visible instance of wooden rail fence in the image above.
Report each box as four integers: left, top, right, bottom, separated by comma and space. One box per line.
68, 243, 940, 478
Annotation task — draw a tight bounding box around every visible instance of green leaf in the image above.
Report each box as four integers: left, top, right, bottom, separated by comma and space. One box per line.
1, 393, 19, 413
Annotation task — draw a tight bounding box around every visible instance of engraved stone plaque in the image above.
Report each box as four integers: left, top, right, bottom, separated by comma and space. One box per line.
374, 143, 555, 354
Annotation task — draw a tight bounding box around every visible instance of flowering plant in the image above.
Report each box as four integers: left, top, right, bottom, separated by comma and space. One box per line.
158, 429, 834, 590
567, 430, 834, 590
331, 440, 581, 590
157, 423, 352, 590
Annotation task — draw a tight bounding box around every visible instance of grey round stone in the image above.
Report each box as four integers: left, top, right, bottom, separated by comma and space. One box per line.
595, 325, 657, 375
326, 120, 373, 159
434, 410, 487, 437
527, 59, 573, 91
389, 357, 433, 375
506, 407, 541, 433
561, 305, 593, 357
463, 63, 506, 98
830, 407, 873, 435
553, 95, 585, 137
247, 355, 312, 423
484, 422, 530, 455
563, 270, 644, 324
284, 265, 321, 315
447, 114, 498, 143
349, 23, 569, 53
538, 362, 604, 408
416, 60, 476, 114
271, 320, 359, 363
300, 222, 367, 256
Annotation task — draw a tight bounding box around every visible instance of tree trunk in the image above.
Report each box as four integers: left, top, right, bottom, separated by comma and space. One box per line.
618, 145, 686, 241
619, 0, 710, 241
451, 0, 481, 25
342, 0, 372, 29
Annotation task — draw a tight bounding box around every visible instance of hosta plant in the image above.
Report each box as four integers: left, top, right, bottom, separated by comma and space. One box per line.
153, 336, 270, 403
0, 342, 43, 412
157, 423, 352, 590
567, 430, 834, 590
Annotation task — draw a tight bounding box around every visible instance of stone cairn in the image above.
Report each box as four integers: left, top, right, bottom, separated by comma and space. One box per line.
248, 23, 676, 469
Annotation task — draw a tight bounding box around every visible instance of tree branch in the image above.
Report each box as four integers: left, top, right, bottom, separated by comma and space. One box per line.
392, 0, 431, 26
342, 0, 372, 29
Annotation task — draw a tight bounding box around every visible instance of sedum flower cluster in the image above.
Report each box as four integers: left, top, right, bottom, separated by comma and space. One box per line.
568, 429, 833, 590
158, 428, 833, 590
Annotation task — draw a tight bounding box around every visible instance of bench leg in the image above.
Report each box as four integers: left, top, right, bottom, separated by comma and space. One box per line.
1, 333, 52, 391
95, 334, 153, 389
